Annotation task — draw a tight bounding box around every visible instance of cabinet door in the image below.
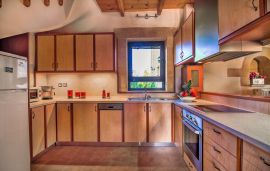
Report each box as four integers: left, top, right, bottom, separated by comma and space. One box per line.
174, 105, 183, 153
75, 35, 94, 71
57, 103, 71, 141
31, 106, 45, 157
95, 34, 114, 71
181, 12, 194, 61
219, 0, 260, 39
149, 103, 172, 142
37, 35, 55, 71
56, 35, 74, 71
45, 104, 56, 147
174, 29, 182, 65
100, 110, 122, 142
124, 103, 147, 142
73, 103, 98, 142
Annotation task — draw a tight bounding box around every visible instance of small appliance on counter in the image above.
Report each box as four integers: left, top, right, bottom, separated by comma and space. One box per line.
41, 86, 54, 100
29, 88, 40, 103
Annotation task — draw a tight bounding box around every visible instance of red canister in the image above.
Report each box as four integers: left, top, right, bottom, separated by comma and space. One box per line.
67, 90, 73, 99
80, 92, 86, 99
102, 90, 106, 99
75, 92, 81, 98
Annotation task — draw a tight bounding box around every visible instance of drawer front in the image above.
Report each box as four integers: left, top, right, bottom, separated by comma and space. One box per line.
242, 159, 261, 171
204, 136, 237, 171
203, 121, 237, 156
204, 151, 227, 171
243, 141, 270, 171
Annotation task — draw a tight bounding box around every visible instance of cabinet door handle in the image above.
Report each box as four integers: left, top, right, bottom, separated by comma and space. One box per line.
212, 162, 221, 171
32, 112, 35, 119
144, 106, 146, 112
213, 128, 221, 135
67, 105, 70, 112
213, 146, 221, 154
260, 156, 270, 166
252, 0, 258, 11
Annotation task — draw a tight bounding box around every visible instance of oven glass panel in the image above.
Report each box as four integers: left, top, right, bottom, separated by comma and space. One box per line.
184, 124, 200, 159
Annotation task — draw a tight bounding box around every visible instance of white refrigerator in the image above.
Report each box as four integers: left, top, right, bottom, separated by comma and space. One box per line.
0, 51, 30, 171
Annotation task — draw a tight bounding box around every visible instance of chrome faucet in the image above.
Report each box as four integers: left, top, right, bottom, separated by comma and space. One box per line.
144, 89, 151, 100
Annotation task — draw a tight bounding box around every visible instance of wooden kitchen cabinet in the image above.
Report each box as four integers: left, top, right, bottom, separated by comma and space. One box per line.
174, 105, 183, 154
45, 104, 56, 147
149, 103, 172, 142
181, 12, 194, 61
124, 103, 147, 142
75, 35, 94, 71
31, 106, 45, 157
174, 29, 182, 65
36, 35, 55, 71
218, 0, 260, 39
57, 103, 72, 141
100, 110, 122, 142
95, 34, 114, 71
242, 141, 270, 171
56, 35, 74, 71
73, 103, 98, 142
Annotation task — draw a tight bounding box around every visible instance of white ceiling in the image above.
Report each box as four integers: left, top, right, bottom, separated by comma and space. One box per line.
0, 0, 182, 38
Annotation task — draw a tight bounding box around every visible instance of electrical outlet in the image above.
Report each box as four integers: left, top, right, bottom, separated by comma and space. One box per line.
63, 83, 68, 87
58, 83, 62, 87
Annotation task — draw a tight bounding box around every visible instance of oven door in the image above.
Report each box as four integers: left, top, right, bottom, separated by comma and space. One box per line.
183, 119, 202, 171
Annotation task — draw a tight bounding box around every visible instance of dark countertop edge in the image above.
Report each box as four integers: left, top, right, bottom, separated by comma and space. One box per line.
174, 102, 270, 153
201, 91, 270, 103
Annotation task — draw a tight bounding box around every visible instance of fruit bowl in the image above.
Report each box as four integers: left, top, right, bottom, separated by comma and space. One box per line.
178, 96, 196, 102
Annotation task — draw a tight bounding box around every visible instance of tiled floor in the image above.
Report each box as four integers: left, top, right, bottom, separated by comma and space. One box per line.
32, 145, 189, 171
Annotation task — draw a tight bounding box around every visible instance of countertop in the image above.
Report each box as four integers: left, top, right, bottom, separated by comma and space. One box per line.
30, 97, 270, 153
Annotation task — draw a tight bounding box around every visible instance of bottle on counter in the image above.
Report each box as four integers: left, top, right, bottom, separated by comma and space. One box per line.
107, 92, 110, 99
102, 90, 106, 99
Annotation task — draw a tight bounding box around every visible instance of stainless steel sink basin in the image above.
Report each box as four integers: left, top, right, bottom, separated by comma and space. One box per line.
128, 97, 175, 101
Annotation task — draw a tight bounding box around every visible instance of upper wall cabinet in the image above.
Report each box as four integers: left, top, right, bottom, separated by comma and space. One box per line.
36, 35, 55, 71
219, 0, 260, 40
36, 33, 115, 72
95, 34, 114, 71
75, 34, 94, 71
174, 12, 194, 65
56, 35, 75, 71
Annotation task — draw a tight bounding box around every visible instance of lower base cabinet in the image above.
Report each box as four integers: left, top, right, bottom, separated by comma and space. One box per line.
149, 103, 172, 142
57, 103, 72, 141
31, 106, 45, 157
124, 103, 147, 142
100, 110, 122, 142
174, 105, 183, 153
73, 103, 98, 142
45, 104, 56, 147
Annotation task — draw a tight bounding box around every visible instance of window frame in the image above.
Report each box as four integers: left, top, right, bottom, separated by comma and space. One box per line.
127, 41, 166, 91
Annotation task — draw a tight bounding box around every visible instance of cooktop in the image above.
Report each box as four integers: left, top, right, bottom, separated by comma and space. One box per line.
192, 105, 253, 113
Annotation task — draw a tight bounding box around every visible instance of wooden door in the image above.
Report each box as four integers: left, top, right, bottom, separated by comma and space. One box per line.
124, 103, 147, 142
57, 103, 71, 141
37, 35, 55, 71
31, 106, 45, 157
56, 35, 74, 71
95, 34, 114, 71
149, 103, 172, 142
181, 12, 194, 61
75, 35, 94, 71
45, 104, 56, 147
219, 0, 260, 39
100, 110, 122, 142
73, 103, 98, 142
174, 29, 182, 65
174, 105, 183, 154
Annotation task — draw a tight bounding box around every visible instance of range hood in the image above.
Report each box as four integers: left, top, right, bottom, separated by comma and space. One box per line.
194, 0, 262, 63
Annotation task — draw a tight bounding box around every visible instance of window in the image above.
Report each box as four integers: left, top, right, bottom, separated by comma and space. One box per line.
128, 41, 166, 91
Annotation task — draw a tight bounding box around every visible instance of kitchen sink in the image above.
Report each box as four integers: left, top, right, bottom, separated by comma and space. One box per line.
128, 97, 175, 101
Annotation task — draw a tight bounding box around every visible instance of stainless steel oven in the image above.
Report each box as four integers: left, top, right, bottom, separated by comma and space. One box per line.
183, 109, 203, 171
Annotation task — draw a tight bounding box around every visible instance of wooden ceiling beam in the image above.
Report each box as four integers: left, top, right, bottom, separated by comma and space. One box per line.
157, 0, 165, 15
117, 0, 125, 17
